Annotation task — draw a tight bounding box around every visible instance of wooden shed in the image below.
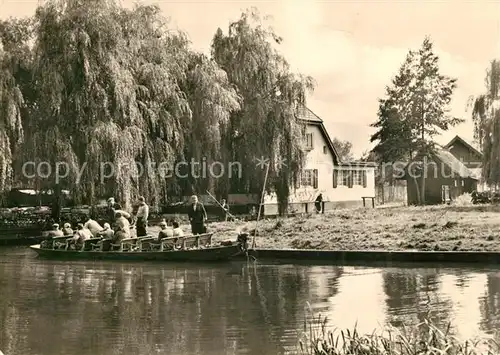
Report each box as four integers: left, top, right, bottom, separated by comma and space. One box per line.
400, 147, 478, 205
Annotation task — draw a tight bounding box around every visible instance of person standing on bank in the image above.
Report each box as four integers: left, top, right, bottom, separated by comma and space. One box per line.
135, 196, 149, 237
315, 193, 323, 213
221, 198, 230, 221
188, 195, 207, 235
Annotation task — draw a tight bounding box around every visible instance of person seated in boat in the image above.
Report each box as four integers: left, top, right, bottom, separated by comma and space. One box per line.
112, 211, 131, 244
62, 223, 73, 236
98, 222, 114, 240
41, 223, 64, 248
48, 223, 64, 238
107, 197, 130, 223
172, 221, 184, 237
68, 224, 91, 250
158, 220, 173, 240
92, 223, 115, 251
84, 217, 103, 237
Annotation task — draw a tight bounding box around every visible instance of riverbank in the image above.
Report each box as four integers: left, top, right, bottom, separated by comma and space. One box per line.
147, 205, 500, 252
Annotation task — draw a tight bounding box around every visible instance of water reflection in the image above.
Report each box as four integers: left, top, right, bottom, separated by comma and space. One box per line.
1, 249, 500, 355
479, 274, 500, 336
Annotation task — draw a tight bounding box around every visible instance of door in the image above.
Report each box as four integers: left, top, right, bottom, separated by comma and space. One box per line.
441, 185, 451, 203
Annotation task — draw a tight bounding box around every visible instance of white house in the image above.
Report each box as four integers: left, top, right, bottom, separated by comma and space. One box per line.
262, 106, 377, 215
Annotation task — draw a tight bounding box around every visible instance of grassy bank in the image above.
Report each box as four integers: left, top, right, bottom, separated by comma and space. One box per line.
145, 205, 500, 252
298, 309, 499, 355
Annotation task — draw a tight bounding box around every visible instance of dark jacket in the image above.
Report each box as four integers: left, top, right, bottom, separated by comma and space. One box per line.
107, 202, 122, 222
188, 203, 207, 224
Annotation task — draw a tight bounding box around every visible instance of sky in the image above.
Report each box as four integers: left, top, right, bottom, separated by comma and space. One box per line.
1, 0, 499, 157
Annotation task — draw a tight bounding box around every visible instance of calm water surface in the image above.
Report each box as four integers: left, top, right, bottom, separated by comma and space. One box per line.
1, 247, 500, 355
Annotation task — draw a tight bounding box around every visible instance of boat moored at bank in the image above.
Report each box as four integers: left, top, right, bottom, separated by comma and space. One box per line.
30, 232, 249, 262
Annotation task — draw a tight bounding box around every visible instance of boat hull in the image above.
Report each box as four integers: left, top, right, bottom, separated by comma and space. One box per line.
29, 243, 245, 262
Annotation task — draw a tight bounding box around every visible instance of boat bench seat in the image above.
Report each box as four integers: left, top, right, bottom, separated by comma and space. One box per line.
45, 236, 72, 250
81, 237, 103, 251
159, 237, 184, 251
196, 233, 213, 248
136, 237, 158, 252
110, 237, 138, 252
182, 236, 198, 250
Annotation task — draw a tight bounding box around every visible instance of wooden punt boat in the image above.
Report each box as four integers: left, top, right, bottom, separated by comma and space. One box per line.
29, 232, 249, 262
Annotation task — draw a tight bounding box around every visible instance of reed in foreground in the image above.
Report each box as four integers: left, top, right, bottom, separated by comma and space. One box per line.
298, 304, 500, 355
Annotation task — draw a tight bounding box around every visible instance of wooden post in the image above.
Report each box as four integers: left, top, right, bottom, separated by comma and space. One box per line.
252, 163, 270, 249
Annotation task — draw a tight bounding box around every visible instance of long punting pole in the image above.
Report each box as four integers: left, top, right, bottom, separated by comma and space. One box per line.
205, 190, 237, 220
252, 162, 270, 249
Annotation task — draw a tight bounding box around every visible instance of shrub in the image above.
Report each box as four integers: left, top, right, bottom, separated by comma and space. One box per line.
451, 193, 473, 207
298, 303, 499, 355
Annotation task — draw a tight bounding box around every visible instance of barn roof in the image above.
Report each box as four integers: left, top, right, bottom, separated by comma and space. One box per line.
434, 147, 476, 179
399, 146, 478, 180
444, 135, 482, 158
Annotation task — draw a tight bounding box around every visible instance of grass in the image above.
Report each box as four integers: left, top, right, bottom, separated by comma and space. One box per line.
143, 205, 500, 252
298, 304, 500, 355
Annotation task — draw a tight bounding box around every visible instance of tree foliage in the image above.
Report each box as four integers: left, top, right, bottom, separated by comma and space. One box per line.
0, 17, 33, 195
211, 9, 315, 214
331, 138, 353, 162
0, 1, 313, 213
468, 60, 500, 187
370, 37, 459, 204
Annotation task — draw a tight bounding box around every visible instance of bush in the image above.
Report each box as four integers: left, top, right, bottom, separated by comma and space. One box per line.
451, 193, 473, 207
298, 303, 499, 355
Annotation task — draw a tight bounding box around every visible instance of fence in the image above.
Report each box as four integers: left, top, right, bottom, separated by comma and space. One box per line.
376, 181, 407, 205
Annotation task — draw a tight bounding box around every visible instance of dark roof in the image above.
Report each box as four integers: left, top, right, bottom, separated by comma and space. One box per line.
434, 148, 476, 179
444, 135, 482, 158
295, 105, 340, 165
296, 105, 323, 123
399, 146, 477, 180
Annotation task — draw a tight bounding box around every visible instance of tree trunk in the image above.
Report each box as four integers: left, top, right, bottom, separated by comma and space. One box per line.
420, 101, 426, 205
420, 174, 426, 205
413, 176, 421, 205
51, 183, 62, 223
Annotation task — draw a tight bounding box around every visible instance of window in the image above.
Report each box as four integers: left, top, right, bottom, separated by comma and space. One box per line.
304, 133, 313, 150
333, 169, 367, 188
323, 146, 327, 154
352, 170, 363, 186
341, 170, 350, 186
301, 169, 318, 188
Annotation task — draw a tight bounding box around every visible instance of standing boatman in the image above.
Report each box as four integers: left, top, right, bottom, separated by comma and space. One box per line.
187, 195, 207, 235
134, 196, 149, 237
220, 198, 230, 221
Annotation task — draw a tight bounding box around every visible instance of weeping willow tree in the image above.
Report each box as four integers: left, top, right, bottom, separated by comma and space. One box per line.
21, 0, 240, 208
211, 9, 315, 215
181, 52, 241, 196
468, 60, 500, 188
0, 18, 33, 200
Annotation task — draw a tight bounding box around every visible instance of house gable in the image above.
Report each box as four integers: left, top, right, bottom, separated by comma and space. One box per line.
295, 105, 340, 165
444, 135, 482, 169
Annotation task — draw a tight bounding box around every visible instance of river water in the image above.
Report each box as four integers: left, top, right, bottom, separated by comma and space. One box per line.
1, 247, 500, 355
